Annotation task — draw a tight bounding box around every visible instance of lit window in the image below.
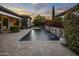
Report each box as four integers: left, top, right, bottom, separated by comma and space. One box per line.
0, 17, 1, 21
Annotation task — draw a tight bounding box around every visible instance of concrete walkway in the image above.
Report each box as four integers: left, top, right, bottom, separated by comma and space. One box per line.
0, 28, 76, 56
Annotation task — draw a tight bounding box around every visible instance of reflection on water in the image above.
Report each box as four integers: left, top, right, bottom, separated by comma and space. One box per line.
20, 29, 59, 41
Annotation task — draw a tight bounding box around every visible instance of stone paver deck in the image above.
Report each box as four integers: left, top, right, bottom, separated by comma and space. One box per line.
0, 28, 76, 56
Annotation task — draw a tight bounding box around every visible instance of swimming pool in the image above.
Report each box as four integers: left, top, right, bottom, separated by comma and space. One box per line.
20, 29, 59, 41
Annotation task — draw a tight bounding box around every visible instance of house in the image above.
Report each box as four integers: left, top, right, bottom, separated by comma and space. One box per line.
20, 15, 32, 29
55, 4, 78, 19
0, 6, 21, 33
0, 5, 33, 33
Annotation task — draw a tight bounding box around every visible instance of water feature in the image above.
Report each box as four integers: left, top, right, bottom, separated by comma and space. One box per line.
20, 29, 59, 41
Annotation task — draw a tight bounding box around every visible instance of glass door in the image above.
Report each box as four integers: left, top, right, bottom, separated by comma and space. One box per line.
3, 18, 8, 29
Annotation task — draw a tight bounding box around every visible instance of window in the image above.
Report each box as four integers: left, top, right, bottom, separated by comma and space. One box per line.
0, 17, 1, 21
0, 23, 1, 28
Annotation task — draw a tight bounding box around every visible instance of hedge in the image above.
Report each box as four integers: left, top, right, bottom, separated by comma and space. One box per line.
10, 26, 20, 33
63, 12, 79, 55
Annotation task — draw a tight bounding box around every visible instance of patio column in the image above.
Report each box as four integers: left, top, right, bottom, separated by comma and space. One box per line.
8, 19, 11, 30
1, 17, 3, 31
27, 18, 29, 27
19, 19, 21, 27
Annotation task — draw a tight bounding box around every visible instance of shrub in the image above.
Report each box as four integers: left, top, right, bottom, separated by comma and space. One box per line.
63, 12, 79, 55
44, 19, 63, 28
3, 28, 9, 31
10, 26, 20, 33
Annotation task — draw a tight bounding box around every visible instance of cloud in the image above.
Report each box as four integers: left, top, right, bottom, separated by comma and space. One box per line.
55, 9, 65, 15
0, 3, 66, 19
31, 3, 48, 10
9, 8, 31, 15
44, 8, 65, 16
0, 3, 32, 15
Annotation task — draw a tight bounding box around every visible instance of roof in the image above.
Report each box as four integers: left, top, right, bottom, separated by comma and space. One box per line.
0, 5, 21, 19
55, 8, 73, 17
55, 4, 78, 17
20, 15, 32, 19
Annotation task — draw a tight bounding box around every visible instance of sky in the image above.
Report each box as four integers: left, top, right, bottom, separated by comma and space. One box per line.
0, 3, 77, 19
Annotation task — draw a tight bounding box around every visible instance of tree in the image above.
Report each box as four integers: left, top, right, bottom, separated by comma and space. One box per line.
43, 17, 63, 28
63, 5, 79, 54
33, 15, 45, 26
52, 6, 55, 20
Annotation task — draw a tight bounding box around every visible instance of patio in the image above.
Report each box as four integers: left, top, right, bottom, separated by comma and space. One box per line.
0, 28, 76, 56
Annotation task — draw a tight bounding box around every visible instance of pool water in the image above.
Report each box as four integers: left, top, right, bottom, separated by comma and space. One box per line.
20, 29, 59, 41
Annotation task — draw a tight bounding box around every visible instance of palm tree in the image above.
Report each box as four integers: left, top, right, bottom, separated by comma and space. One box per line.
52, 6, 55, 20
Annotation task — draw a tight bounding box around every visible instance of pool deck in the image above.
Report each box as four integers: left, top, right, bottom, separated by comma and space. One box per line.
0, 27, 77, 56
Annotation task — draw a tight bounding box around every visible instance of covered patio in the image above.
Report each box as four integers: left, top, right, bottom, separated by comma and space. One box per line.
0, 6, 21, 33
